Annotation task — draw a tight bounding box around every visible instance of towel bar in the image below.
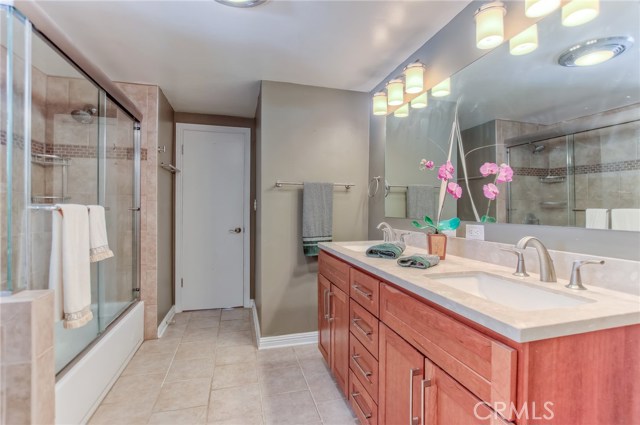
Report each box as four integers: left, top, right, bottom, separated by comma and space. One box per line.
275, 180, 354, 189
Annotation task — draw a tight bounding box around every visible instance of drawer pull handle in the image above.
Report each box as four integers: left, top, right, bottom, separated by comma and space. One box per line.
409, 368, 421, 425
353, 284, 373, 299
351, 392, 373, 420
323, 289, 329, 320
420, 379, 432, 425
352, 318, 372, 337
351, 354, 373, 382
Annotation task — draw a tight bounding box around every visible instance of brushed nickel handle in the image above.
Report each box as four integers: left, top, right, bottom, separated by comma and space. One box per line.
351, 392, 372, 420
352, 284, 373, 299
327, 292, 334, 322
128, 207, 140, 211
229, 227, 242, 234
351, 354, 372, 383
323, 289, 329, 320
352, 317, 372, 336
409, 368, 421, 425
420, 379, 432, 425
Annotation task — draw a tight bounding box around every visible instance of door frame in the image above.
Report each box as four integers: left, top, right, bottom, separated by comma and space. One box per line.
174, 123, 251, 312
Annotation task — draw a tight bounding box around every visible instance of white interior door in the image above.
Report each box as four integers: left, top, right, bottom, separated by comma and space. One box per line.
178, 125, 248, 310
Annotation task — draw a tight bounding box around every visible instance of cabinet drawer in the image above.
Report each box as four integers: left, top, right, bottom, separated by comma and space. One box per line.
319, 251, 349, 293
380, 283, 517, 421
350, 268, 380, 317
349, 334, 379, 403
350, 300, 379, 359
349, 370, 378, 425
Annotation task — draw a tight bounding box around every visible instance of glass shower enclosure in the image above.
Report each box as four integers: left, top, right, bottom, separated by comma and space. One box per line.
1, 5, 141, 373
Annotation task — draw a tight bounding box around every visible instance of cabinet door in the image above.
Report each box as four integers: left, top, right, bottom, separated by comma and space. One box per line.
330, 285, 349, 397
424, 366, 511, 425
379, 324, 424, 425
318, 275, 331, 364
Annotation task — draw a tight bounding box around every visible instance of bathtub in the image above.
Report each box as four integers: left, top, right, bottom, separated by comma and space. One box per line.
55, 301, 144, 424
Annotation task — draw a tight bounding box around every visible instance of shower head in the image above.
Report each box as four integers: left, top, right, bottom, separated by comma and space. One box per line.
531, 144, 545, 154
70, 105, 97, 124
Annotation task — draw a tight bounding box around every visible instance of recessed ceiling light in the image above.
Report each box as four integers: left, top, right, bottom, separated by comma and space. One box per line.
558, 36, 634, 67
215, 0, 268, 8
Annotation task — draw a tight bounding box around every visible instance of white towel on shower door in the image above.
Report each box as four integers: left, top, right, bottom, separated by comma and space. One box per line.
49, 204, 94, 329
88, 205, 114, 262
586, 209, 609, 229
611, 209, 640, 231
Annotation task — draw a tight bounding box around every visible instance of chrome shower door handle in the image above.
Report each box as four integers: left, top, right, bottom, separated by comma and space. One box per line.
229, 227, 242, 234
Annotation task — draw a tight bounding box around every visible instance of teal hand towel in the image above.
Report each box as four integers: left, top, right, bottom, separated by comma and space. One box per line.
366, 242, 405, 259
397, 254, 440, 269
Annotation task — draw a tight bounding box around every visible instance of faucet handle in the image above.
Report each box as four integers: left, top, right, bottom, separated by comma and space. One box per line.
566, 259, 605, 290
500, 248, 529, 277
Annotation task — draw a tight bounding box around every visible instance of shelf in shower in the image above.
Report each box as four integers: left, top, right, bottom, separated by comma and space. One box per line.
31, 195, 71, 204
31, 153, 70, 166
539, 201, 567, 209
539, 176, 566, 184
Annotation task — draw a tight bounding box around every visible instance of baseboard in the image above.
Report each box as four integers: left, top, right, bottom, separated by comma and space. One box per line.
250, 301, 318, 350
157, 305, 176, 338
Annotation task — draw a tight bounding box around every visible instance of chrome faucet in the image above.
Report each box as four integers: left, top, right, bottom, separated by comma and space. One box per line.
515, 236, 557, 282
377, 222, 394, 242
566, 259, 605, 290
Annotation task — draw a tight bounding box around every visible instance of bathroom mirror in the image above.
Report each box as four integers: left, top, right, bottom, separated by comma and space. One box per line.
384, 1, 640, 232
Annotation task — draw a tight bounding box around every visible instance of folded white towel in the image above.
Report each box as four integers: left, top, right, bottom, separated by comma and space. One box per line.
88, 205, 114, 262
586, 209, 609, 229
611, 209, 640, 231
49, 204, 93, 329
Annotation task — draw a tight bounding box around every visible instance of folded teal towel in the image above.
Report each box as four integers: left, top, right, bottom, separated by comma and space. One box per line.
366, 242, 405, 259
397, 254, 440, 269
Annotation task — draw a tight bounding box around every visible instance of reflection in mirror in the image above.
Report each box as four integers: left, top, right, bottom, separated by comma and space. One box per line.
385, 99, 457, 220
383, 0, 639, 232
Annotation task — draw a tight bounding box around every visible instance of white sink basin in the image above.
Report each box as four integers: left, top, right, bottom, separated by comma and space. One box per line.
427, 272, 593, 311
341, 244, 371, 253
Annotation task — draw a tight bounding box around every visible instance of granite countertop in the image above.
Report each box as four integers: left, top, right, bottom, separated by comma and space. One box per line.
319, 241, 640, 343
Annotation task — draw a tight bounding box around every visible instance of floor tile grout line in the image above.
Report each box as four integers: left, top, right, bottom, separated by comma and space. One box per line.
296, 349, 326, 424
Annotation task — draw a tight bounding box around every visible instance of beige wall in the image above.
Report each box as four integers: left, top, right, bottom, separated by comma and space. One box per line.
174, 112, 257, 299
256, 81, 369, 337
157, 89, 175, 325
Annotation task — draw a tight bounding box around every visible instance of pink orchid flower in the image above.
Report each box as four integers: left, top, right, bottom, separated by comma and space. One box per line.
447, 182, 462, 199
480, 162, 499, 177
437, 160, 455, 181
496, 163, 514, 183
483, 183, 499, 200
419, 159, 435, 171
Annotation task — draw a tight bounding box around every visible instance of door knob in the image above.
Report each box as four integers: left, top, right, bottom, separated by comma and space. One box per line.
229, 227, 242, 234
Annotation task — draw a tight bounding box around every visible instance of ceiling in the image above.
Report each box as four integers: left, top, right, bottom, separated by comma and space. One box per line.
35, 0, 470, 117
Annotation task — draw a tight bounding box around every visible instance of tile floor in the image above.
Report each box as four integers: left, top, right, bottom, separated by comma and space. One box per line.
89, 308, 357, 425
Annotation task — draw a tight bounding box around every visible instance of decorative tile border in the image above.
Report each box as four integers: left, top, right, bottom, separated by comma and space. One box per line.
1, 131, 147, 160
514, 159, 640, 177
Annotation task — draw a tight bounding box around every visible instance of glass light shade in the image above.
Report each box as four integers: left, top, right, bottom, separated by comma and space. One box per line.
525, 0, 560, 17
431, 78, 451, 97
394, 103, 409, 118
475, 2, 506, 50
387, 79, 404, 106
510, 25, 538, 56
562, 0, 599, 27
404, 63, 424, 94
410, 92, 428, 109
574, 49, 615, 66
372, 92, 388, 115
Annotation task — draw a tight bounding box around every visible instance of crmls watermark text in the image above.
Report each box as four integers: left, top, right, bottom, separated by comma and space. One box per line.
474, 401, 555, 421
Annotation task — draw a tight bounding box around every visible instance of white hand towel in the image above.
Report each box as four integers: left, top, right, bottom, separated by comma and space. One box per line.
88, 205, 114, 262
611, 209, 640, 231
586, 209, 609, 229
49, 204, 93, 329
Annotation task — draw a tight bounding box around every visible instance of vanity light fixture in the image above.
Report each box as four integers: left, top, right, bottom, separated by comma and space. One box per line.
558, 36, 633, 67
431, 78, 451, 97
387, 79, 405, 106
510, 24, 538, 56
215, 0, 268, 7
394, 103, 410, 118
372, 92, 388, 116
562, 0, 599, 27
525, 0, 560, 17
474, 1, 507, 50
404, 63, 425, 94
411, 92, 428, 109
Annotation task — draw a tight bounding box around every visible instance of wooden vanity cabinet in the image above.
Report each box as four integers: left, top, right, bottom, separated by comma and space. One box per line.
318, 256, 350, 396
